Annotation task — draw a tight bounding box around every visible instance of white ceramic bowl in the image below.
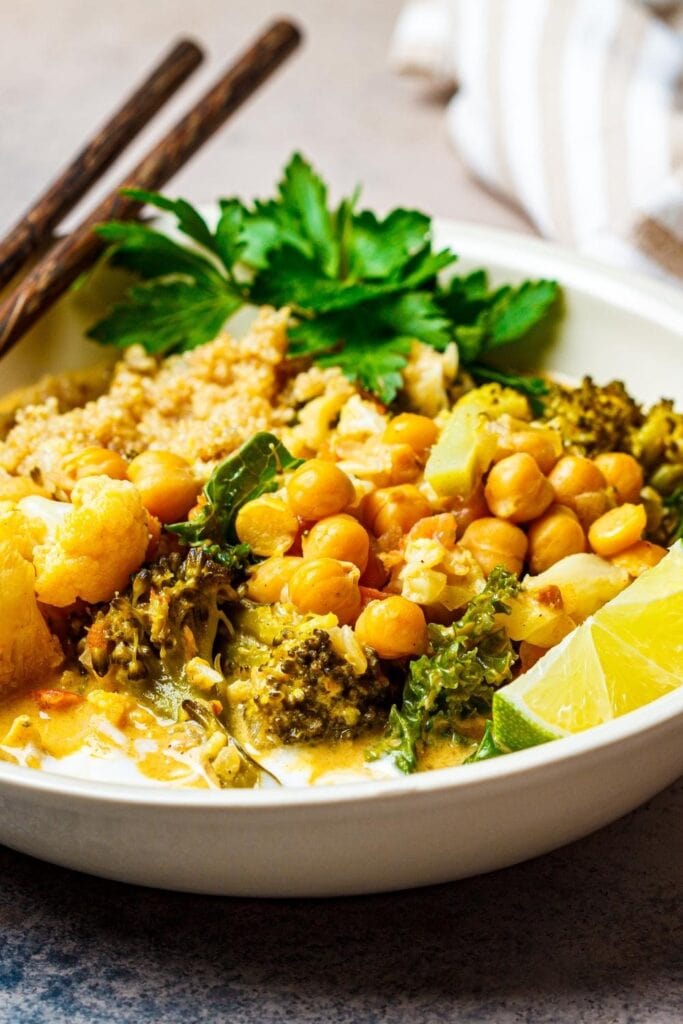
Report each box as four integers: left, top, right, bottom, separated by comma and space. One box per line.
1, 222, 682, 896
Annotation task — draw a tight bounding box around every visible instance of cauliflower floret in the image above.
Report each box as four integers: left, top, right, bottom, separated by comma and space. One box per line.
0, 504, 41, 561
401, 340, 458, 418
335, 394, 388, 439
0, 541, 63, 694
393, 536, 486, 612
18, 476, 149, 607
0, 472, 47, 503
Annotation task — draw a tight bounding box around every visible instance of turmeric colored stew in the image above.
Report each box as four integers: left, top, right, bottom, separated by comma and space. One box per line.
0, 155, 682, 788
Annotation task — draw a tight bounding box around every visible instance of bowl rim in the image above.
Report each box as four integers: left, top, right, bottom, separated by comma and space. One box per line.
2, 219, 682, 811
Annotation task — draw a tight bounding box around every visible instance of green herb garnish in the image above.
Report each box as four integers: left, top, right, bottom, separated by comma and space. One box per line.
168, 432, 301, 565
465, 720, 507, 763
89, 154, 559, 405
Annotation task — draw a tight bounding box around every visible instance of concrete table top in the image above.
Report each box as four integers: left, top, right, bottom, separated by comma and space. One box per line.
0, 2, 680, 1022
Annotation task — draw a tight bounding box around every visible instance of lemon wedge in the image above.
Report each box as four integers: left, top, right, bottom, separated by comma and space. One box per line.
492, 541, 683, 750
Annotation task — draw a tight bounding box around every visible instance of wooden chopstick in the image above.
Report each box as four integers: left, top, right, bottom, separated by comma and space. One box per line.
0, 19, 302, 361
0, 39, 204, 291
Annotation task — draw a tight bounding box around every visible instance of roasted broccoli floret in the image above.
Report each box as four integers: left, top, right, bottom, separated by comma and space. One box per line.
83, 547, 238, 718
224, 610, 395, 746
628, 399, 683, 494
541, 377, 643, 456
540, 380, 683, 543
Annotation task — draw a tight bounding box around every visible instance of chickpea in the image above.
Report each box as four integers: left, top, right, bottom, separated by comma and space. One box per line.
302, 514, 370, 571
450, 484, 490, 537
354, 595, 428, 659
384, 443, 422, 484
362, 485, 432, 537
359, 548, 389, 589
572, 490, 612, 530
288, 557, 361, 625
460, 517, 528, 576
128, 450, 199, 523
588, 503, 647, 557
527, 508, 587, 574
286, 459, 354, 520
593, 452, 644, 505
145, 513, 163, 561
484, 453, 555, 523
548, 456, 606, 505
382, 413, 438, 456
610, 540, 667, 577
235, 496, 299, 557
408, 512, 457, 548
62, 446, 128, 485
493, 425, 563, 474
246, 556, 303, 603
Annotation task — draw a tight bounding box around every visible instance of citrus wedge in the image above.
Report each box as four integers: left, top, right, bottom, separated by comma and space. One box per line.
492, 540, 683, 751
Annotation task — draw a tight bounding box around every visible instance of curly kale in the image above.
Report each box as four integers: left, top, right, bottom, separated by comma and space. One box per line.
375, 567, 520, 773
84, 547, 237, 718
225, 617, 395, 746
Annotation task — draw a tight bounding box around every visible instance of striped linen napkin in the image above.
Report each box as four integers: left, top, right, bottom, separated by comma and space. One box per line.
391, 0, 683, 281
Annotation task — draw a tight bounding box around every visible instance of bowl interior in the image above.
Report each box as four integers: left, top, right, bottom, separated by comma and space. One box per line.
2, 219, 683, 804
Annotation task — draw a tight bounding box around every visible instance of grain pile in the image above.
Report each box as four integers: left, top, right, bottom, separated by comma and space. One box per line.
0, 308, 312, 494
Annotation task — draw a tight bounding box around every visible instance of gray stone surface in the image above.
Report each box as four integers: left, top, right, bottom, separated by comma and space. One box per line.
0, 2, 681, 1021
0, 778, 681, 1023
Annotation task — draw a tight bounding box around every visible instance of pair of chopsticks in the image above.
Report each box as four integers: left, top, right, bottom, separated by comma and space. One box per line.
0, 20, 301, 361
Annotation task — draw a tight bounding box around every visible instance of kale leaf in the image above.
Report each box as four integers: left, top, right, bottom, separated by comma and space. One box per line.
465, 720, 507, 763
375, 567, 519, 773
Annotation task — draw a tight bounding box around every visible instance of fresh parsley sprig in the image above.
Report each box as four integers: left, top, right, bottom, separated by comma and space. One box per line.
88, 153, 559, 405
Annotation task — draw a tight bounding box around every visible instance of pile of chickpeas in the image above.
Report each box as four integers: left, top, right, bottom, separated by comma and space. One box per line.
237, 410, 667, 662
60, 405, 667, 665
62, 446, 200, 527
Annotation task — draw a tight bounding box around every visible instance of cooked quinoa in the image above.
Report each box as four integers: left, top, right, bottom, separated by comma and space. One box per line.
0, 308, 311, 495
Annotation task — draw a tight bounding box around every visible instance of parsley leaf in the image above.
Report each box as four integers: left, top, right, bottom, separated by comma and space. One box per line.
376, 292, 452, 350
347, 209, 431, 279
88, 278, 242, 354
88, 152, 560, 406
277, 152, 338, 275
213, 199, 248, 277
438, 271, 559, 363
488, 279, 560, 345
96, 221, 222, 284
122, 188, 217, 253
318, 333, 414, 406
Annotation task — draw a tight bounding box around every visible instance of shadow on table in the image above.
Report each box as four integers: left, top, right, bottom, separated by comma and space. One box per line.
1, 778, 681, 1023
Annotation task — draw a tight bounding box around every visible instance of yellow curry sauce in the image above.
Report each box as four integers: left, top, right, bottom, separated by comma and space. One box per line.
0, 671, 476, 786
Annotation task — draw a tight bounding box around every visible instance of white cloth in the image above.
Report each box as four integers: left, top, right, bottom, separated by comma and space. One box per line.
391, 0, 683, 281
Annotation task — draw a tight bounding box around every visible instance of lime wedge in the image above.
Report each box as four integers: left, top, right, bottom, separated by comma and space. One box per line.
493, 541, 683, 751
